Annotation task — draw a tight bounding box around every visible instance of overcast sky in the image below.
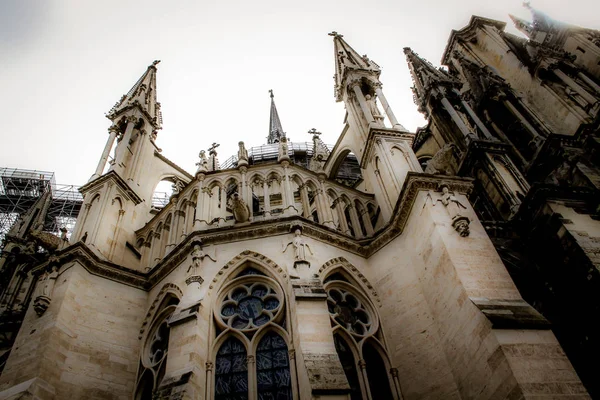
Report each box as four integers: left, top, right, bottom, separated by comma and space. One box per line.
1, 0, 599, 187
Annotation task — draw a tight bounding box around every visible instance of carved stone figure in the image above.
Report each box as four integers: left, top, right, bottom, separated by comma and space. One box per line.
196, 150, 208, 174
278, 137, 290, 162
365, 94, 384, 124
283, 228, 313, 263
425, 143, 456, 175
171, 179, 185, 196
238, 141, 249, 166
186, 242, 216, 275
229, 193, 250, 223
33, 265, 59, 316
434, 186, 471, 237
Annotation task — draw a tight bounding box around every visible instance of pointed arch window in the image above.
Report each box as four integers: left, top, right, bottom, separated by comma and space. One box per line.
213, 266, 295, 399
324, 271, 399, 399
215, 337, 248, 400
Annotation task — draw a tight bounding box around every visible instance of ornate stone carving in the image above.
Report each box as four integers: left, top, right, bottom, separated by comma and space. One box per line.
186, 240, 215, 285
229, 193, 250, 223
430, 185, 471, 237
424, 143, 456, 175
33, 264, 59, 316
237, 141, 249, 167
283, 227, 313, 265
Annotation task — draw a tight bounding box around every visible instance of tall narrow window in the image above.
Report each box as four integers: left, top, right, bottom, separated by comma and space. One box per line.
364, 341, 394, 400
215, 337, 248, 400
334, 334, 362, 400
256, 332, 293, 399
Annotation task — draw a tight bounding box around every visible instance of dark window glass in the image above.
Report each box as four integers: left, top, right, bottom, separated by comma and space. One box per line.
215, 337, 248, 400
364, 341, 394, 400
334, 335, 362, 400
256, 332, 292, 400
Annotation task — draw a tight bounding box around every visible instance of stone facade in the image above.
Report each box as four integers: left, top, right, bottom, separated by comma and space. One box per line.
0, 6, 597, 400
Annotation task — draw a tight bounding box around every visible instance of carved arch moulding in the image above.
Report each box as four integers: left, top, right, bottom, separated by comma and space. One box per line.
318, 257, 381, 307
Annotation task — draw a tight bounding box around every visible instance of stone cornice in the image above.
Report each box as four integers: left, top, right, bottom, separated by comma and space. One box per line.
360, 126, 416, 167
79, 170, 143, 205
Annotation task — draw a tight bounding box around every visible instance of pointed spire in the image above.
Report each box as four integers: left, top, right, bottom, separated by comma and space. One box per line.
107, 60, 162, 130
509, 14, 535, 39
523, 2, 553, 31
404, 47, 457, 101
8, 189, 52, 239
329, 32, 381, 101
268, 90, 285, 144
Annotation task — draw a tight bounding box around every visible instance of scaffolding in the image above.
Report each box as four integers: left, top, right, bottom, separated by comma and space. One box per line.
0, 168, 83, 246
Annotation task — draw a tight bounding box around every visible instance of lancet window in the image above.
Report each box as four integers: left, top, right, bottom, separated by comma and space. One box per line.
135, 291, 181, 400
324, 271, 399, 400
213, 266, 294, 400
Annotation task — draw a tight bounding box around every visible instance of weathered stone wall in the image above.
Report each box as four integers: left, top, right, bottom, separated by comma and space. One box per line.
0, 261, 147, 400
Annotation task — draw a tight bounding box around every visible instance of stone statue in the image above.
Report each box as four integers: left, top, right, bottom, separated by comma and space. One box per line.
186, 242, 216, 275
60, 227, 68, 241
434, 186, 471, 237
238, 141, 249, 164
171, 179, 185, 196
196, 150, 208, 174
425, 143, 456, 176
229, 193, 250, 223
365, 94, 384, 124
34, 265, 59, 316
283, 229, 313, 262
278, 136, 290, 162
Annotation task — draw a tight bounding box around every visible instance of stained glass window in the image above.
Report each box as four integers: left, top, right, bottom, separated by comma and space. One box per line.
256, 332, 292, 400
364, 341, 394, 400
327, 287, 372, 336
215, 337, 249, 400
220, 283, 282, 331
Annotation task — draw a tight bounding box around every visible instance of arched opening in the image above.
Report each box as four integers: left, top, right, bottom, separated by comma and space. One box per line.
215, 337, 248, 399
364, 340, 394, 400
334, 334, 362, 400
152, 179, 175, 210
256, 332, 293, 399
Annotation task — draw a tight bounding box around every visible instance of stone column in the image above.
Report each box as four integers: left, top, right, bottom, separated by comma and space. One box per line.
347, 204, 362, 238
299, 184, 312, 220
554, 69, 597, 105
317, 179, 336, 229
262, 179, 271, 218
375, 86, 404, 130
352, 83, 375, 124
440, 95, 475, 139
333, 198, 350, 234
174, 209, 186, 242
375, 139, 401, 195
452, 89, 495, 140
108, 209, 125, 260
281, 162, 296, 216
359, 205, 374, 236
150, 231, 161, 266
219, 185, 227, 221
578, 71, 600, 94
358, 359, 372, 400
194, 176, 208, 229
91, 126, 118, 180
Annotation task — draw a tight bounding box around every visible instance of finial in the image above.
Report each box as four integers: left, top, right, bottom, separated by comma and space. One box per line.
209, 142, 220, 155
269, 89, 274, 99
328, 31, 343, 38
308, 128, 322, 137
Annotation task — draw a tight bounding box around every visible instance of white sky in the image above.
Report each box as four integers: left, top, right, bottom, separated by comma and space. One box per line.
1, 0, 599, 186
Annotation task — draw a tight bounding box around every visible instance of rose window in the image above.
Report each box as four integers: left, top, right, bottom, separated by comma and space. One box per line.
327, 287, 372, 335
220, 282, 282, 330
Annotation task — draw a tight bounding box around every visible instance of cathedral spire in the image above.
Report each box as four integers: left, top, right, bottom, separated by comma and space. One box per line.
509, 14, 536, 39
329, 32, 381, 102
404, 47, 457, 101
268, 90, 285, 144
106, 60, 162, 130
7, 188, 52, 240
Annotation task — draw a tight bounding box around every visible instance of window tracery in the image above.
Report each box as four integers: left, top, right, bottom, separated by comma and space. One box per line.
213, 267, 293, 400
324, 271, 398, 400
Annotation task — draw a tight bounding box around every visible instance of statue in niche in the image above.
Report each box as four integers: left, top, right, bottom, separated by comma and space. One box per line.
283, 228, 313, 263
229, 193, 251, 223
365, 94, 384, 124
33, 265, 59, 316
433, 185, 470, 237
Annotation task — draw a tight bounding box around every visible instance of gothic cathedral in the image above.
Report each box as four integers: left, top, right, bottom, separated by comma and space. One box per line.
1, 5, 599, 400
